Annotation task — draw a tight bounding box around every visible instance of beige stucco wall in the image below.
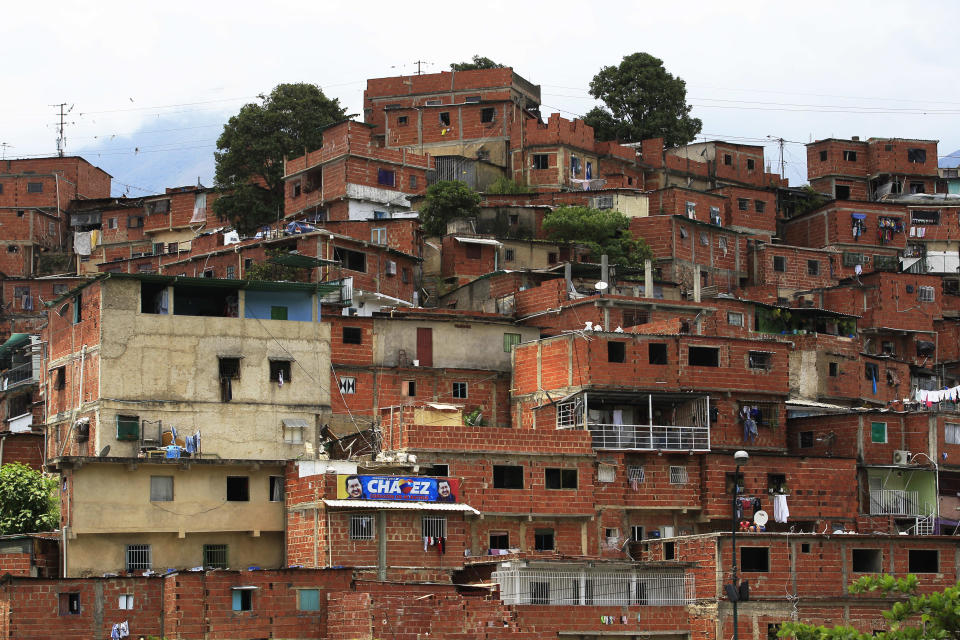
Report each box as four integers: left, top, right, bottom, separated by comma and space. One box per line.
96, 278, 331, 459
610, 193, 650, 219
500, 241, 564, 270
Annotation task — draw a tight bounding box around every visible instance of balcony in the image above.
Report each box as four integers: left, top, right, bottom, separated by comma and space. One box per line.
557, 391, 711, 452
1, 363, 36, 390
869, 489, 922, 516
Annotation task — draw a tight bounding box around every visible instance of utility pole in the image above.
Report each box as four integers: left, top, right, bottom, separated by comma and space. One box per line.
51, 103, 74, 157
413, 60, 430, 75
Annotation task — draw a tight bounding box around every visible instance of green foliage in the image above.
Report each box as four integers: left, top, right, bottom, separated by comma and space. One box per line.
791, 185, 831, 217
450, 55, 505, 71
37, 252, 72, 276
486, 176, 531, 194
583, 52, 702, 147
244, 249, 307, 282
779, 575, 960, 640
0, 463, 58, 534
541, 206, 651, 267
213, 83, 346, 235
418, 181, 481, 236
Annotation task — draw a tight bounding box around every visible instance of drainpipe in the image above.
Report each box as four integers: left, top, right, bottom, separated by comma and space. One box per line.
601, 255, 610, 330
644, 259, 653, 298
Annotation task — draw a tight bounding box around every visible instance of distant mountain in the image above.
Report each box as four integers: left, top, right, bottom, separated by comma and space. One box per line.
940, 149, 960, 170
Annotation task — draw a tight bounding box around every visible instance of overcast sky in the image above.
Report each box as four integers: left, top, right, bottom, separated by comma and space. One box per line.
4, 0, 959, 195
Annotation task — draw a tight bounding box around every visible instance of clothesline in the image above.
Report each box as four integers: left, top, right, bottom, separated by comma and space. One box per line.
914, 385, 960, 405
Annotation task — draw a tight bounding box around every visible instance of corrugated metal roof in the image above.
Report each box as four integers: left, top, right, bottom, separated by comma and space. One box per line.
454, 236, 502, 246
323, 499, 480, 514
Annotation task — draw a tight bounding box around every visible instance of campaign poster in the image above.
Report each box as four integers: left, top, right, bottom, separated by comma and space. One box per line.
337, 475, 459, 503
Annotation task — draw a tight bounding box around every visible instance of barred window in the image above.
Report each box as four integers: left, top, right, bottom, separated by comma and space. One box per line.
918, 286, 935, 302
125, 544, 151, 572
597, 466, 615, 483
203, 544, 228, 569
556, 398, 583, 429
422, 516, 446, 539
669, 466, 688, 485
627, 466, 645, 485
350, 514, 374, 540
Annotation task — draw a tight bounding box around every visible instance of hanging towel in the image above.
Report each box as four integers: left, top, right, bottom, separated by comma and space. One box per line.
872, 371, 877, 395
773, 494, 789, 523
74, 231, 92, 256
424, 536, 429, 552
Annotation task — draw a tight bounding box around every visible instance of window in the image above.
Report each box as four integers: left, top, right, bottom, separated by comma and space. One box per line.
452, 381, 468, 399
465, 244, 482, 260
597, 466, 615, 483
835, 185, 850, 200
291, 181, 301, 198
946, 423, 960, 445
342, 327, 363, 344
746, 158, 755, 171
630, 525, 644, 541
145, 199, 170, 215
688, 346, 719, 367
425, 99, 442, 106
283, 419, 305, 445
910, 181, 925, 194
269, 476, 283, 502
370, 227, 387, 245
754, 200, 765, 213
504, 248, 515, 262
607, 341, 626, 363
685, 201, 696, 218
627, 466, 645, 486
532, 154, 549, 170
107, 217, 118, 229
464, 96, 481, 103
623, 309, 650, 327
48, 221, 56, 235
669, 466, 688, 484
571, 156, 581, 176
664, 541, 676, 560
799, 431, 814, 448
918, 286, 935, 302
819, 150, 827, 161
481, 107, 495, 123
219, 357, 240, 402
723, 154, 732, 166
493, 465, 524, 489
439, 112, 450, 126
298, 589, 320, 611
807, 260, 820, 276
150, 476, 174, 502
738, 198, 749, 211
334, 247, 366, 272
27, 182, 43, 193
118, 594, 134, 610
73, 293, 83, 324
649, 343, 667, 365
534, 528, 554, 551
748, 351, 772, 370
232, 588, 253, 612
911, 210, 940, 225
125, 544, 152, 572
503, 333, 521, 352
338, 376, 356, 394
59, 593, 80, 616
864, 363, 879, 382
843, 150, 857, 162
377, 169, 395, 187
547, 252, 558, 263
871, 421, 887, 444
852, 549, 882, 573
422, 515, 446, 539
908, 549, 938, 573
725, 472, 745, 494
54, 365, 66, 390
740, 547, 769, 572
397, 116, 408, 126
53, 284, 68, 296
116, 415, 140, 441
270, 360, 291, 384
727, 312, 744, 327
226, 476, 249, 501
545, 468, 577, 489
422, 464, 448, 477
402, 380, 416, 396
489, 532, 509, 550
410, 175, 418, 189
773, 256, 786, 272
349, 514, 374, 540
127, 216, 144, 228
829, 362, 839, 377
203, 544, 228, 569
907, 148, 926, 163
225, 266, 236, 279
270, 306, 288, 320
530, 581, 550, 604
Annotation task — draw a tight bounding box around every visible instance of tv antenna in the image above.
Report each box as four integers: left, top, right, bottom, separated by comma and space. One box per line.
51, 102, 75, 157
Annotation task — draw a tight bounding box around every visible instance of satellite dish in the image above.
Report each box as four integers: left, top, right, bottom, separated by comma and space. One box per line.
753, 510, 768, 527
98, 445, 111, 457
594, 281, 609, 291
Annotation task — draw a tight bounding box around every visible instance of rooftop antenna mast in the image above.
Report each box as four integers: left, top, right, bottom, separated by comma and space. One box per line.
51, 102, 74, 157
413, 60, 431, 75
0, 143, 12, 160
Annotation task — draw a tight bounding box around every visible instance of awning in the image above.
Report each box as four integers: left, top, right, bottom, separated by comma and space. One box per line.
323, 499, 480, 514
454, 237, 502, 246
0, 334, 29, 360
282, 418, 310, 429
851, 213, 867, 220
7, 414, 32, 433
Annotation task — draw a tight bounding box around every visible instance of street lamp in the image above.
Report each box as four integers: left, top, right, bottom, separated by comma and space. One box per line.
730, 450, 749, 639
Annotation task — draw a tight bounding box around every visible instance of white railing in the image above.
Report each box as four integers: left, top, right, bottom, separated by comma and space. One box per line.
1, 363, 35, 390
589, 424, 710, 452
869, 489, 921, 516
492, 568, 694, 606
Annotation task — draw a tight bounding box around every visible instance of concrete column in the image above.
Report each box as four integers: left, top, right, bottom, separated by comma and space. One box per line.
644, 259, 653, 298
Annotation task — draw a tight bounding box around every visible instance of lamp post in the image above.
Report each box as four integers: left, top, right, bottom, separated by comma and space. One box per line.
731, 450, 749, 640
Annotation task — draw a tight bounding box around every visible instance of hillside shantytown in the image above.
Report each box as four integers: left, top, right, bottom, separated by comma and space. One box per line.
0, 66, 959, 639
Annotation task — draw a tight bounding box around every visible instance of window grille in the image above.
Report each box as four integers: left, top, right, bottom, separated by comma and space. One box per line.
669, 466, 688, 485
422, 516, 446, 539
627, 466, 645, 487
597, 466, 615, 483
203, 544, 228, 569
350, 514, 374, 540
125, 544, 151, 572
491, 567, 693, 606
556, 398, 583, 429
918, 286, 935, 302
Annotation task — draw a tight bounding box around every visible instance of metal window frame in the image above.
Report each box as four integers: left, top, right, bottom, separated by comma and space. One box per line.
125, 544, 152, 572
668, 466, 688, 485
421, 515, 447, 538
349, 514, 375, 540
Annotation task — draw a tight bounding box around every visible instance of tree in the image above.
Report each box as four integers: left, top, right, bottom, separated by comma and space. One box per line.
485, 176, 531, 195
213, 83, 346, 235
583, 52, 702, 147
778, 575, 960, 639
0, 463, 58, 535
541, 206, 651, 268
450, 55, 505, 71
418, 181, 481, 236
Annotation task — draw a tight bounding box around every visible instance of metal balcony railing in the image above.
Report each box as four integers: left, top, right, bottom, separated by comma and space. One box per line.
869, 489, 921, 516
1, 363, 35, 390
492, 568, 694, 606
589, 423, 710, 452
